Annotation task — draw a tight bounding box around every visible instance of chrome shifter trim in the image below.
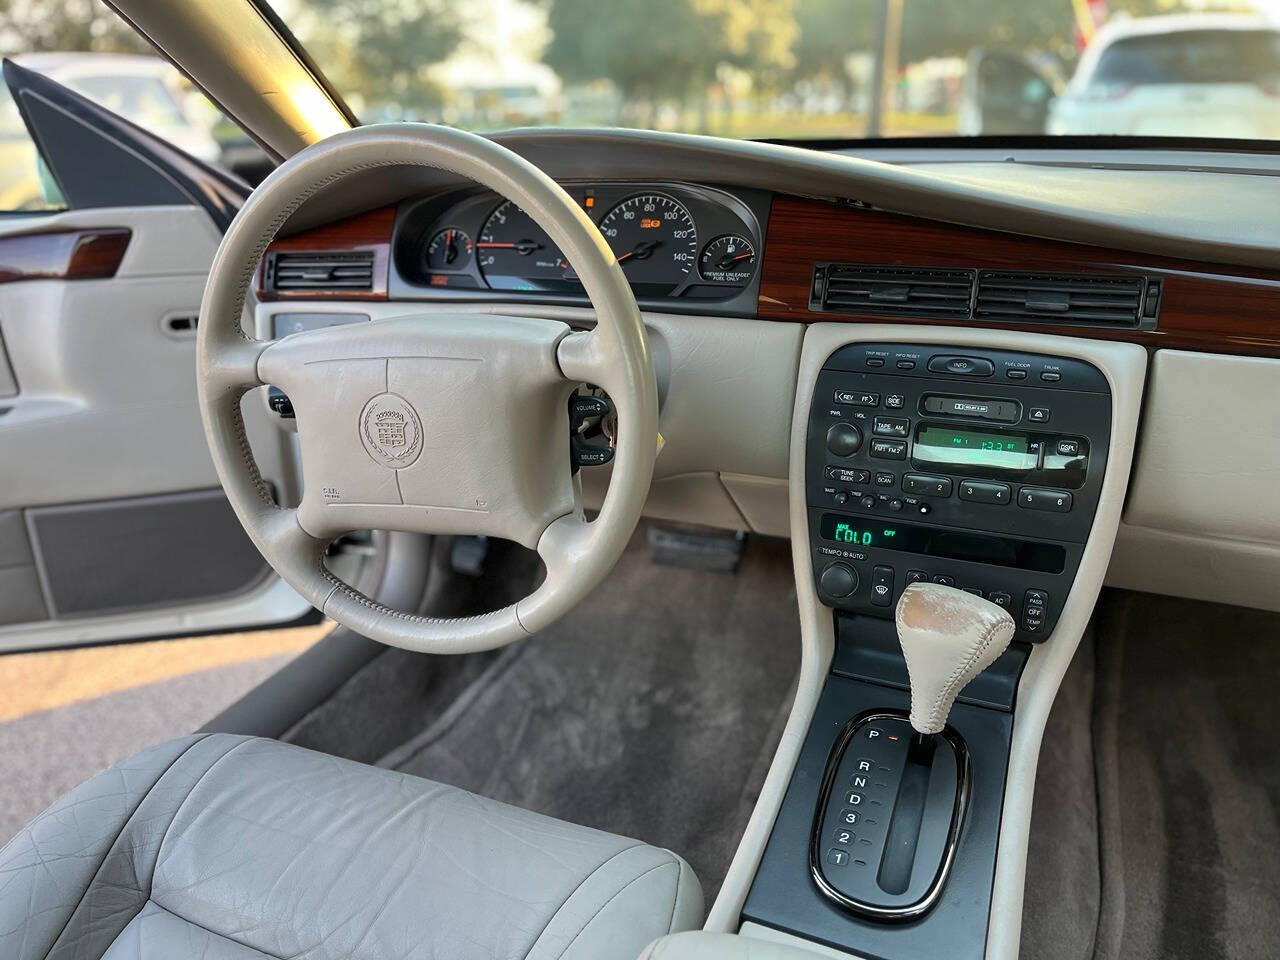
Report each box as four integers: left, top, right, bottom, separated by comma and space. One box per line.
808, 709, 971, 921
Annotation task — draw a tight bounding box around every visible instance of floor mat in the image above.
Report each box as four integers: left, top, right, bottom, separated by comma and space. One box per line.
1092, 591, 1280, 960
384, 528, 801, 905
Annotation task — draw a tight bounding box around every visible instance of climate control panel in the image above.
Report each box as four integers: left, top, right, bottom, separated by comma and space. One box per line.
806, 343, 1112, 642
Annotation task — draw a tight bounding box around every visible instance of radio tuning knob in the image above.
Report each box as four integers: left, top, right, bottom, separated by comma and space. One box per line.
826, 422, 863, 457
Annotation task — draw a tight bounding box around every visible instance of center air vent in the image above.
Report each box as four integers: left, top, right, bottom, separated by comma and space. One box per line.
812, 265, 975, 320
267, 250, 375, 293
974, 272, 1146, 327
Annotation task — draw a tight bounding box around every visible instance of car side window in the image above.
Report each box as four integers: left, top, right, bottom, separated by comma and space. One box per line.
0, 82, 66, 212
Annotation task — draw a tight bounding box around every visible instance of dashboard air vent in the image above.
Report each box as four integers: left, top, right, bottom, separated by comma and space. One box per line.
813, 265, 975, 320
974, 272, 1145, 327
267, 251, 375, 293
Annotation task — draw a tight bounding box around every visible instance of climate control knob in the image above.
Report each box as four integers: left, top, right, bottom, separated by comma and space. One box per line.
826, 422, 863, 458
820, 562, 859, 599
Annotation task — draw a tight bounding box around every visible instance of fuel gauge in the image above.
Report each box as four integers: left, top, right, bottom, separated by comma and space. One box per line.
699, 234, 756, 284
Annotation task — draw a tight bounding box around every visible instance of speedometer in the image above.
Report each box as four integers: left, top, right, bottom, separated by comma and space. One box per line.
598, 193, 697, 296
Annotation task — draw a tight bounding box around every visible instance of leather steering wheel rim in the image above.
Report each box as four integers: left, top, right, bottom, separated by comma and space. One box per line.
196, 124, 658, 654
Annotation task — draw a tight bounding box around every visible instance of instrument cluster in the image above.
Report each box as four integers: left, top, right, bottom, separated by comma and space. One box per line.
394, 182, 765, 306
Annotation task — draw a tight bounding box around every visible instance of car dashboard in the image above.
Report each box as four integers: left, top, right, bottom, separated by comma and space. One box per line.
250, 132, 1280, 626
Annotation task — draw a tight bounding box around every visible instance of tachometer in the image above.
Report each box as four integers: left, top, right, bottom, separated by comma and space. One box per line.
598, 193, 697, 296
477, 200, 574, 292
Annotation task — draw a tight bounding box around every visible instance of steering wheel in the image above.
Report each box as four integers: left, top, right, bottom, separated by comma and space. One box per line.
196, 124, 658, 653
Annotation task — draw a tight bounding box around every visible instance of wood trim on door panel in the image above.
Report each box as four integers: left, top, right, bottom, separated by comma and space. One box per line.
759, 195, 1280, 358
0, 229, 131, 284
255, 206, 394, 300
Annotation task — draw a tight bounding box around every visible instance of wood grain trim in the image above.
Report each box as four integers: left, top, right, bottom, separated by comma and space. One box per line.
759, 195, 1280, 358
255, 206, 395, 301
0, 228, 130, 284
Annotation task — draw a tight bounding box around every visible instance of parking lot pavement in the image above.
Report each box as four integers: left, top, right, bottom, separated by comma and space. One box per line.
0, 624, 329, 843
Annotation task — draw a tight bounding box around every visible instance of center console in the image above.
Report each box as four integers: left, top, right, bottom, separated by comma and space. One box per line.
740, 340, 1118, 960
806, 343, 1111, 643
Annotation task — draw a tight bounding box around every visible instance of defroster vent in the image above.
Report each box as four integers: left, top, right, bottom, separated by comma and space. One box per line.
266, 250, 375, 293
811, 265, 975, 320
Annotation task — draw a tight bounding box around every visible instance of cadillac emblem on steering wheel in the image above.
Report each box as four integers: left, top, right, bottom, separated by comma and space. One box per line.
359, 392, 424, 469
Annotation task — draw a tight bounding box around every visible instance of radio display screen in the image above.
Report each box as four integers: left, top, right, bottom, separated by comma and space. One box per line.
819, 514, 1065, 573
913, 424, 1038, 472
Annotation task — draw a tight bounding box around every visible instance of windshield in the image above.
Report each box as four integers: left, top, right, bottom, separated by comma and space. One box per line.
273, 2, 1280, 143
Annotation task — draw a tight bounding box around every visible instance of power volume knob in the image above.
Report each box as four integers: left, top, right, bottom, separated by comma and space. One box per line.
826, 422, 863, 457
820, 562, 859, 599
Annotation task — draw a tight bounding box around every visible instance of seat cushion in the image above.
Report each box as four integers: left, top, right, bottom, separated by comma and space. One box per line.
0, 734, 702, 960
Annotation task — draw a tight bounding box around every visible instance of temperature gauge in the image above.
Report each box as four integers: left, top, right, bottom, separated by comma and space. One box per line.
424, 227, 474, 272
699, 234, 756, 284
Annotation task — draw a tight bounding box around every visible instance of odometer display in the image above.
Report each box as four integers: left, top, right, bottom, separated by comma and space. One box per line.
599, 193, 697, 296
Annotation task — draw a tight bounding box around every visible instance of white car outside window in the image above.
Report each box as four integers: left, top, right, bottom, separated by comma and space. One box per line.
1049, 14, 1280, 139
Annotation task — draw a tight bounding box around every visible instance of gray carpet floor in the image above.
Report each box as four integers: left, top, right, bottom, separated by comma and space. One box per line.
1091, 591, 1280, 960
295, 528, 802, 905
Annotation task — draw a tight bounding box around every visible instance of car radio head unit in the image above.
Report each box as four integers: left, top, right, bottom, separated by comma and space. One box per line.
805, 342, 1112, 642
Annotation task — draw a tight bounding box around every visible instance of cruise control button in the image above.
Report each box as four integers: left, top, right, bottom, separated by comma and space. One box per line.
958, 479, 1011, 504
1018, 487, 1073, 512
869, 438, 907, 460
927, 355, 995, 377
872, 416, 910, 438
902, 473, 953, 497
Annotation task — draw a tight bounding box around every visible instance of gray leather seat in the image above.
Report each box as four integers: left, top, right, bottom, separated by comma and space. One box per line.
0, 734, 702, 959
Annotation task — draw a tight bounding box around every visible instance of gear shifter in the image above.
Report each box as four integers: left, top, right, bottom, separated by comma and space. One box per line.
895, 582, 1017, 735
810, 582, 1017, 918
